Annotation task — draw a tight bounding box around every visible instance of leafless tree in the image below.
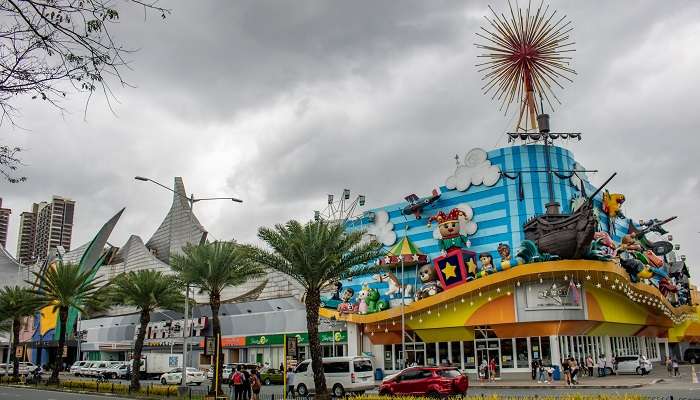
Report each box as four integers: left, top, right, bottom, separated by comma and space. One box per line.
0, 0, 170, 182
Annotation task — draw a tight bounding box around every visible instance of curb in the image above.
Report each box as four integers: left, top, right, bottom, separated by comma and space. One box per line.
1, 384, 167, 399
470, 384, 645, 389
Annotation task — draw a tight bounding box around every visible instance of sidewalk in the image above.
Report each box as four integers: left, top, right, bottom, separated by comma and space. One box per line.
466, 366, 686, 389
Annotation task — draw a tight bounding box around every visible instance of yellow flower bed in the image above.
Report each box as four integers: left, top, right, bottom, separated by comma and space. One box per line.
357, 396, 646, 400
58, 379, 178, 396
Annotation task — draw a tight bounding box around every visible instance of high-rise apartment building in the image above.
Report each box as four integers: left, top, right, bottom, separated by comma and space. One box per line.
15, 196, 75, 264
0, 198, 10, 248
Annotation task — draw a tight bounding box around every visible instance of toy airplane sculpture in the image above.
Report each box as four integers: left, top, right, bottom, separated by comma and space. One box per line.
402, 189, 441, 219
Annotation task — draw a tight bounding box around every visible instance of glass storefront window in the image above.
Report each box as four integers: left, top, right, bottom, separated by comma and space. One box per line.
463, 341, 475, 369
541, 337, 550, 364
501, 339, 514, 368
427, 343, 437, 365
515, 338, 528, 367
450, 342, 461, 366
394, 344, 403, 370
384, 345, 393, 370
438, 342, 449, 365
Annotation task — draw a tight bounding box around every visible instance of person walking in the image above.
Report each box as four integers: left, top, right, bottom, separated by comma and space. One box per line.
531, 358, 538, 381
231, 367, 244, 400
673, 358, 680, 377
562, 358, 571, 386
585, 355, 594, 378
597, 355, 605, 377
488, 358, 497, 382
286, 368, 296, 399
250, 367, 262, 400
242, 368, 251, 400
538, 360, 547, 383
665, 356, 673, 377
569, 358, 579, 385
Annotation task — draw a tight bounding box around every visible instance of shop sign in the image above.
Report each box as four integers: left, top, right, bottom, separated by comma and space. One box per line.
245, 331, 348, 347
135, 316, 208, 340
286, 336, 298, 359
524, 282, 582, 310
15, 346, 24, 358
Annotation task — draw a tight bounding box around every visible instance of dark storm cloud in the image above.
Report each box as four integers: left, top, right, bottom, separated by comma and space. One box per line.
1, 1, 700, 274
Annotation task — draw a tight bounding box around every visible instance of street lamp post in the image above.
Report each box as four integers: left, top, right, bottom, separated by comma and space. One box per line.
134, 176, 242, 391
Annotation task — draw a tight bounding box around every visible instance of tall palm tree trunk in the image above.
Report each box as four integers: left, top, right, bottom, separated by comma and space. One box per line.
131, 310, 150, 390
50, 307, 69, 384
209, 292, 223, 396
306, 288, 329, 400
11, 317, 20, 379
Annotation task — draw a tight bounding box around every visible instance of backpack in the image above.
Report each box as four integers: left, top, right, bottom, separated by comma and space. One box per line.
232, 371, 243, 385
251, 375, 261, 391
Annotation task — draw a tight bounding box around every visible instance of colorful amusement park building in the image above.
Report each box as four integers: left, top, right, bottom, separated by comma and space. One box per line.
319, 140, 700, 374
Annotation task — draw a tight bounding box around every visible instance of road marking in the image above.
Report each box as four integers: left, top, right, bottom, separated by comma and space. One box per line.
693, 366, 698, 384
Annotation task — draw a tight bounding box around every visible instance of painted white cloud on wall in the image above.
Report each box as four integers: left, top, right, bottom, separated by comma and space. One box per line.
365, 209, 396, 246
445, 148, 501, 191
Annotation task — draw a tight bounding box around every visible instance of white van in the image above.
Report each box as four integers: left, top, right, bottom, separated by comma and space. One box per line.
614, 355, 653, 375
294, 356, 375, 397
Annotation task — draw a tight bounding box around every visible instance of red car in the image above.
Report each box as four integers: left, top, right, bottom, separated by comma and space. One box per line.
379, 367, 468, 397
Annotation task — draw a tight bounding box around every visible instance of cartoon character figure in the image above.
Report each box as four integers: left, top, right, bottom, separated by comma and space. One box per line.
497, 243, 511, 261
586, 231, 617, 260
356, 284, 389, 314
478, 252, 495, 275
337, 288, 357, 314
428, 208, 469, 252
618, 232, 668, 284
330, 281, 342, 301
415, 264, 443, 300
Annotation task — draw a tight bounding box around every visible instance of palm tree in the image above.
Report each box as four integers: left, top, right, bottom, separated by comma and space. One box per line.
29, 262, 109, 384
244, 220, 382, 400
170, 241, 265, 395
0, 286, 42, 379
111, 270, 184, 390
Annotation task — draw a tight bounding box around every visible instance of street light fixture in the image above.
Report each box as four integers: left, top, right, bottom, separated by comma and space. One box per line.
134, 176, 242, 392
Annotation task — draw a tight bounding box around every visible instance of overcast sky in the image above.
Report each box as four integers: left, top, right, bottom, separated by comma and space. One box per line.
2, 1, 699, 275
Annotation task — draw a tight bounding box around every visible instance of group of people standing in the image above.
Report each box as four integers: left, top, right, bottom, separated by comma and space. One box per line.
665, 356, 680, 376
229, 366, 262, 400
477, 358, 498, 381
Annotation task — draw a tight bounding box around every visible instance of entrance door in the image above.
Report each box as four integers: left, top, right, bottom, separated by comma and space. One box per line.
403, 342, 426, 367
476, 339, 501, 379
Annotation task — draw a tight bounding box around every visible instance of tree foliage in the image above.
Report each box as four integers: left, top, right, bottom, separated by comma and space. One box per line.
0, 0, 169, 182
244, 219, 382, 400
111, 269, 183, 390
29, 261, 110, 383
170, 241, 265, 395
0, 285, 42, 378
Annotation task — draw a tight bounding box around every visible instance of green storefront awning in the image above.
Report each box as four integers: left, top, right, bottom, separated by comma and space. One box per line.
245, 331, 347, 346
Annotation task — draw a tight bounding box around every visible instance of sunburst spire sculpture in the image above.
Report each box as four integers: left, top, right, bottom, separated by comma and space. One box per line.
476, 0, 576, 132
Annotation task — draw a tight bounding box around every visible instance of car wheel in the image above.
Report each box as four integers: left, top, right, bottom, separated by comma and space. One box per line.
264, 378, 271, 385
691, 355, 698, 364
332, 384, 345, 397
427, 390, 441, 398
378, 389, 392, 396
161, 378, 167, 385
297, 383, 308, 397
111, 373, 118, 379
636, 367, 643, 375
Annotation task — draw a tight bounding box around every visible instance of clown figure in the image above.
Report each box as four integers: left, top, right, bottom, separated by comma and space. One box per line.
428, 208, 471, 252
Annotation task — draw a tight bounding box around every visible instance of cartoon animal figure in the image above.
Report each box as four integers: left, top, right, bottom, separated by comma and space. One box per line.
602, 190, 626, 219
499, 240, 558, 270
428, 208, 469, 252
337, 288, 357, 314
373, 272, 413, 298
415, 264, 443, 300
356, 284, 388, 314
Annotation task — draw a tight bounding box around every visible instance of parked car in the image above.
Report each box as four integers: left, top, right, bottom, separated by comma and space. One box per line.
379, 367, 468, 397
260, 368, 284, 385
614, 355, 652, 375
70, 361, 90, 376
103, 363, 130, 380
160, 367, 206, 385
18, 362, 39, 375
79, 362, 98, 376
294, 356, 375, 397
87, 361, 111, 378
